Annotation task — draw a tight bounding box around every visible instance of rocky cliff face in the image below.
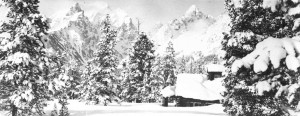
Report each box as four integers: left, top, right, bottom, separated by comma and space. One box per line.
46, 3, 230, 65
46, 3, 138, 64
151, 5, 230, 58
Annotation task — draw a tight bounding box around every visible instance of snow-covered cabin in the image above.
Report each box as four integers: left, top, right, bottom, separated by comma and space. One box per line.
206, 63, 225, 80
161, 74, 225, 106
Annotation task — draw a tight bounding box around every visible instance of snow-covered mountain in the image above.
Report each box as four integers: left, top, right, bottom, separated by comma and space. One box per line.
46, 3, 230, 65
151, 5, 230, 58
46, 3, 138, 64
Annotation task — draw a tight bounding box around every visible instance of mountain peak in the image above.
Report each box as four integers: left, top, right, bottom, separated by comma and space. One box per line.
184, 5, 202, 17
66, 3, 83, 16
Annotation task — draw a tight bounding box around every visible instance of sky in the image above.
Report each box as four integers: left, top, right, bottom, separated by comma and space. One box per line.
1, 0, 226, 32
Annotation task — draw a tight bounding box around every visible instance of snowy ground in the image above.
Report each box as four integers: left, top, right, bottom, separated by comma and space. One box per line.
1, 100, 226, 116
1, 100, 300, 116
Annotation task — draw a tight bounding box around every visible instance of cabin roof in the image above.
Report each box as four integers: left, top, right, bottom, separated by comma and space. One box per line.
161, 74, 224, 101
206, 64, 225, 72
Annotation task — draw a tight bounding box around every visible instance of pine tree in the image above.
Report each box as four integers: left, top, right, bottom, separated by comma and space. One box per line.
58, 98, 69, 116
161, 42, 177, 87
0, 0, 57, 115
149, 42, 177, 102
53, 61, 71, 116
80, 14, 118, 105
119, 58, 133, 102
150, 55, 164, 101
222, 0, 300, 115
126, 33, 155, 102
176, 56, 187, 73
61, 53, 81, 99
50, 103, 58, 116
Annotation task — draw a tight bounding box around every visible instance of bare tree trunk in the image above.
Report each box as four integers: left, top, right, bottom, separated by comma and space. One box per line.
162, 97, 168, 107
11, 104, 17, 116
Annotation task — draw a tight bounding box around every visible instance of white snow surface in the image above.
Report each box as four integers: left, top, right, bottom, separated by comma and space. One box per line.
0, 100, 296, 116
293, 18, 300, 31
232, 0, 244, 8
47, 101, 225, 116
7, 52, 30, 65
50, 3, 132, 32
262, 0, 282, 12
0, 100, 224, 116
174, 74, 224, 101
161, 86, 176, 97
152, 13, 229, 57
289, 4, 300, 15
50, 11, 83, 32
68, 29, 83, 56
151, 5, 231, 57
184, 5, 201, 18
202, 78, 226, 96
256, 81, 272, 96
206, 64, 225, 72
1, 100, 299, 116
231, 37, 300, 74
0, 32, 10, 38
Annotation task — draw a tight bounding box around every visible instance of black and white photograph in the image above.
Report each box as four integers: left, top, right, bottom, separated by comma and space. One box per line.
0, 0, 300, 116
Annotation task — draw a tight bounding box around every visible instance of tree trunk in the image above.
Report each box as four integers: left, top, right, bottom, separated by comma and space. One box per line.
162, 97, 168, 107
11, 104, 17, 116
104, 100, 107, 106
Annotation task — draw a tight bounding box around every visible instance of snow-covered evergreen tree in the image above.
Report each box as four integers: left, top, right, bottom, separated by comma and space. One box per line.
0, 0, 59, 115
124, 33, 155, 102
160, 42, 177, 87
149, 55, 164, 102
148, 42, 177, 101
119, 57, 132, 101
222, 0, 300, 115
50, 56, 72, 116
80, 14, 118, 105
50, 103, 58, 116
176, 56, 187, 73
60, 53, 81, 99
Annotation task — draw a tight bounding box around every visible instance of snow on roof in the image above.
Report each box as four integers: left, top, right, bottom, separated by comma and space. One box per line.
174, 73, 223, 100
202, 77, 225, 96
206, 64, 225, 72
161, 86, 176, 97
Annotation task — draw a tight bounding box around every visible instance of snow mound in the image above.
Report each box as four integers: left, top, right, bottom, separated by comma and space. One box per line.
262, 0, 282, 12
231, 37, 300, 74
206, 64, 225, 72
175, 74, 223, 101
202, 77, 226, 96
256, 80, 272, 96
0, 32, 10, 38
161, 86, 176, 97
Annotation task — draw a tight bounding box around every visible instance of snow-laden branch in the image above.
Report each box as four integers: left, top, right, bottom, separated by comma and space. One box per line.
232, 37, 300, 74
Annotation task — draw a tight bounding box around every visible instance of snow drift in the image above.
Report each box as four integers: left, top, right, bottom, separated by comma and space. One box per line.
161, 74, 225, 101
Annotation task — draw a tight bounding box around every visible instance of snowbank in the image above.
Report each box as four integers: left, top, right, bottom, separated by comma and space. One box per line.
161, 86, 176, 97
174, 74, 223, 101
206, 64, 225, 72
42, 101, 227, 116
231, 37, 300, 74
202, 77, 226, 96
